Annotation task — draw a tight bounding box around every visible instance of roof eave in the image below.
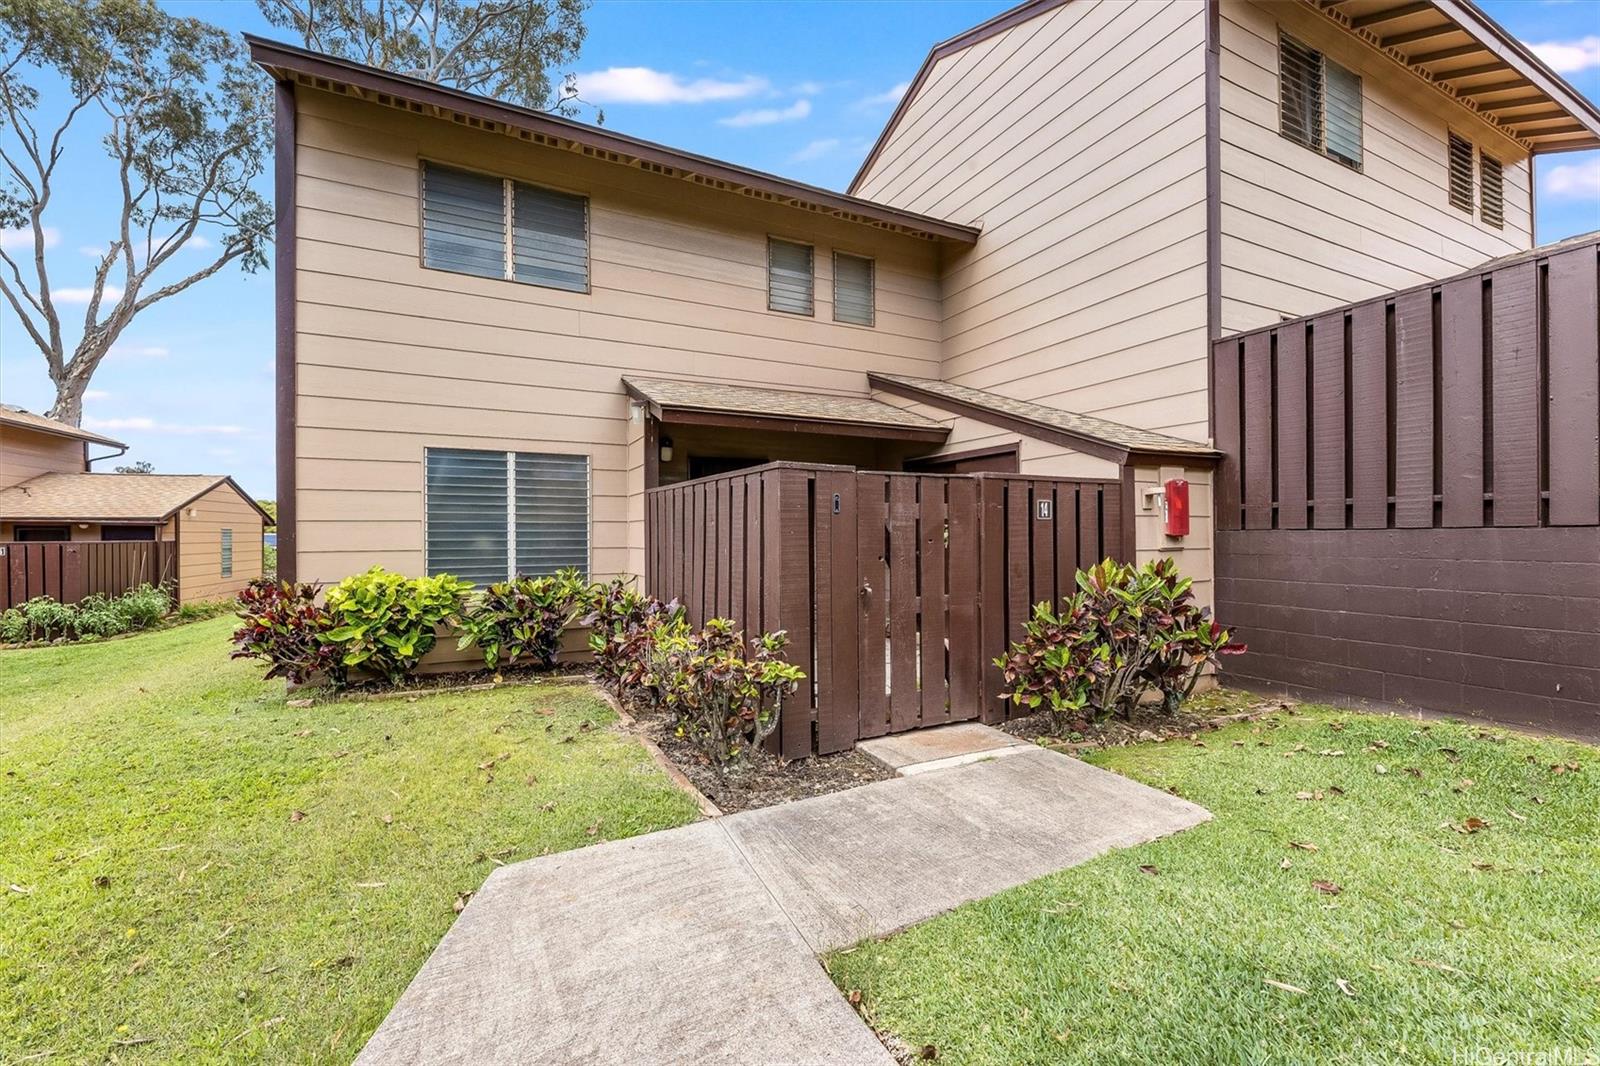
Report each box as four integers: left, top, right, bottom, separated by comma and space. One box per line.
247, 36, 981, 244
0, 416, 126, 450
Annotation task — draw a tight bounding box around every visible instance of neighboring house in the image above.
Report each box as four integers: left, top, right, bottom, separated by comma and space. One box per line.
249, 0, 1598, 727
0, 406, 269, 604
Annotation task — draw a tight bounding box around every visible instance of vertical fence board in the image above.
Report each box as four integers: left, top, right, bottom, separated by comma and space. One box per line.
1243, 332, 1274, 529
1393, 288, 1435, 528
1491, 262, 1541, 526
1103, 477, 1125, 562
946, 478, 980, 721
1029, 481, 1055, 609
1276, 325, 1309, 530
715, 478, 731, 618
857, 474, 889, 739
1546, 248, 1600, 526
977, 477, 1007, 724
1214, 340, 1243, 530
918, 477, 949, 726
776, 470, 813, 759
1311, 313, 1347, 529
1055, 483, 1078, 603
811, 471, 837, 755
1005, 482, 1031, 652
1351, 301, 1388, 528
1439, 276, 1485, 527
1076, 484, 1101, 570
821, 472, 860, 753
887, 476, 920, 733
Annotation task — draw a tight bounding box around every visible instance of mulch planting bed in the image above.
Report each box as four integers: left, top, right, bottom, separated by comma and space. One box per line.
999, 687, 1298, 751
627, 704, 894, 813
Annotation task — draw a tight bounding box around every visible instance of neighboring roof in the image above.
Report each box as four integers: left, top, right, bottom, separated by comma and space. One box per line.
623, 377, 950, 443
247, 36, 980, 245
0, 473, 272, 524
869, 373, 1220, 464
0, 404, 125, 449
850, 0, 1600, 193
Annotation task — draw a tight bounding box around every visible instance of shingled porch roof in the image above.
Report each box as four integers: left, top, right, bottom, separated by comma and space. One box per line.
623, 377, 951, 443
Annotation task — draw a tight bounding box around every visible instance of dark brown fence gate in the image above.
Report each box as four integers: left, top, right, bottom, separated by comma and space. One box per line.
1, 541, 179, 611
1212, 235, 1600, 733
647, 463, 1126, 758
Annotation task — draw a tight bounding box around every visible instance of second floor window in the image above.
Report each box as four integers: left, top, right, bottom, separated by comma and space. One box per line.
421, 162, 589, 293
833, 252, 875, 326
768, 238, 814, 315
1279, 32, 1362, 170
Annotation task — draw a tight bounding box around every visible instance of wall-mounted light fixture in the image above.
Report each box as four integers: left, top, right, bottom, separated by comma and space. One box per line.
659, 436, 674, 464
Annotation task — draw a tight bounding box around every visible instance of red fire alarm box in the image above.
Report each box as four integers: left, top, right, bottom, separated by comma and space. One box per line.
1164, 479, 1190, 537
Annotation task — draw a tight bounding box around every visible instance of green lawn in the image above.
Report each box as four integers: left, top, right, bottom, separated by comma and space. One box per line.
0, 617, 701, 1062
829, 706, 1600, 1065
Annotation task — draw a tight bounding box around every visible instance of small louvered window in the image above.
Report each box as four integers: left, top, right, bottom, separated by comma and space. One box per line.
1479, 152, 1504, 229
1448, 132, 1475, 212
422, 162, 589, 292
1279, 32, 1361, 170
426, 447, 589, 585
768, 238, 814, 315
833, 252, 875, 326
220, 529, 233, 578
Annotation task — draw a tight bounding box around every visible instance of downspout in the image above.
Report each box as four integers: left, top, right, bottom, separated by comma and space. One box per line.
85, 443, 128, 469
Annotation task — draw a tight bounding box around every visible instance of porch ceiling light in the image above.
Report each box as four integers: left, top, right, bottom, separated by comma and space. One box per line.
659, 436, 674, 463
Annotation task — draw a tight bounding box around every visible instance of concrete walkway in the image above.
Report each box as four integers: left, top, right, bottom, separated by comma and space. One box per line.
356, 745, 1209, 1065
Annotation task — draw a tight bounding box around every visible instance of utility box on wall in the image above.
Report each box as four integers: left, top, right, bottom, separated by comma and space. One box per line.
1164, 479, 1189, 538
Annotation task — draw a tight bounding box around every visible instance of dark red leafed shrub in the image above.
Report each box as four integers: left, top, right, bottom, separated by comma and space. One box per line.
231, 579, 346, 687
581, 577, 683, 698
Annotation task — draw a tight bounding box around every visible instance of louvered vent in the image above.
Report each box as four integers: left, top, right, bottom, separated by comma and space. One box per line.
1448, 132, 1474, 212
1479, 152, 1504, 228
1280, 33, 1324, 152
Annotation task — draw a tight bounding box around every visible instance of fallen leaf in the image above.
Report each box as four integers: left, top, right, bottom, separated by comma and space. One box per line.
1531, 795, 1547, 805
381, 813, 393, 826
452, 891, 473, 914
1411, 958, 1465, 975
331, 749, 351, 760
585, 820, 603, 838
1319, 750, 1345, 757
1279, 858, 1293, 870
1335, 978, 1356, 997
540, 801, 556, 812
125, 955, 150, 976
1295, 791, 1316, 801
847, 989, 862, 1005
919, 1045, 938, 1061
1454, 778, 1474, 792
1374, 764, 1389, 775
289, 810, 306, 823
93, 875, 111, 889
1138, 864, 1159, 876
1470, 860, 1497, 871
1439, 747, 1460, 762
1404, 767, 1423, 778
354, 881, 387, 889
1312, 880, 1342, 895
293, 728, 313, 738
1289, 840, 1319, 852
1461, 817, 1489, 833
7, 884, 33, 895
1366, 739, 1389, 750
1328, 785, 1346, 796
1263, 979, 1309, 995
1506, 809, 1527, 822
287, 698, 314, 709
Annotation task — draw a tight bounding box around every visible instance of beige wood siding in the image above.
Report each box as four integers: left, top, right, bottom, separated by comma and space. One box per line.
853, 0, 1212, 443
1218, 0, 1533, 333
292, 89, 945, 585
1, 427, 86, 490
176, 483, 264, 603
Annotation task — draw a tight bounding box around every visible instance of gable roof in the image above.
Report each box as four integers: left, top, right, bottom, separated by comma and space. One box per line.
0, 405, 125, 449
0, 473, 271, 524
247, 36, 980, 245
624, 377, 950, 442
869, 373, 1220, 465
850, 0, 1600, 193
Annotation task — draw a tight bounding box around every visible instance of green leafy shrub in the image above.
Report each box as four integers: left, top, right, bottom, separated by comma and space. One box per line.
0, 608, 28, 644
582, 577, 683, 697
0, 584, 171, 645
176, 598, 238, 623
995, 557, 1244, 731
456, 568, 588, 670
115, 584, 170, 630
231, 579, 347, 686
324, 568, 474, 684
656, 619, 803, 782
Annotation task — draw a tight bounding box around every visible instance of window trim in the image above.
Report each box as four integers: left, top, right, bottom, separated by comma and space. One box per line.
1276, 29, 1364, 173
831, 249, 877, 328
422, 445, 593, 584
417, 158, 592, 295
766, 235, 816, 316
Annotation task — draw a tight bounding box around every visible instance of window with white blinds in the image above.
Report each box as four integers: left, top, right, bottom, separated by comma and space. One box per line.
1447, 132, 1475, 213
833, 252, 875, 326
425, 447, 589, 585
1278, 32, 1362, 170
1479, 151, 1504, 229
768, 238, 814, 315
421, 162, 589, 292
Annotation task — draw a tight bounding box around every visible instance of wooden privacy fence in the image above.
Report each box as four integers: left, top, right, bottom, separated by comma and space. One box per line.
1213, 235, 1600, 531
0, 541, 178, 611
646, 463, 1126, 759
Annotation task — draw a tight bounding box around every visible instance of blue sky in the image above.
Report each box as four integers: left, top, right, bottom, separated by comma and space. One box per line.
2, 0, 1598, 500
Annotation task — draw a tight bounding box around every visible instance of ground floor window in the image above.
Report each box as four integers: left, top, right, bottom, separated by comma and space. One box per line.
13, 525, 70, 542
220, 529, 233, 577
424, 447, 590, 586
101, 525, 157, 542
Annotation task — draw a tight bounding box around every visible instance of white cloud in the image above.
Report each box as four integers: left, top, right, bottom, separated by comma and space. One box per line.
791, 80, 827, 96
1529, 35, 1600, 73
83, 389, 112, 401
186, 234, 212, 250
719, 98, 811, 128
1545, 157, 1600, 199
80, 244, 109, 258
85, 415, 243, 436
108, 343, 169, 360
857, 81, 910, 109
790, 138, 842, 163
1, 226, 59, 252
54, 285, 123, 305
575, 66, 767, 104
